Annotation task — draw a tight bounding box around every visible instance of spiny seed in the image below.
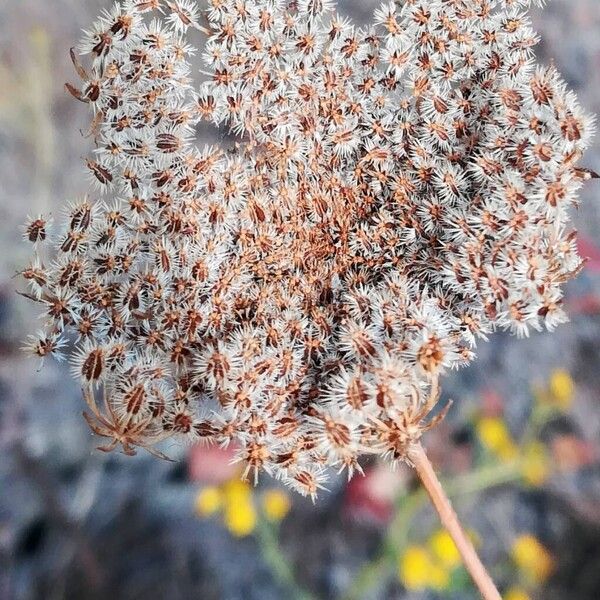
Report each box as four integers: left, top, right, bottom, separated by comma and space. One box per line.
82, 348, 104, 381
86, 159, 113, 185
125, 385, 146, 415
26, 218, 47, 243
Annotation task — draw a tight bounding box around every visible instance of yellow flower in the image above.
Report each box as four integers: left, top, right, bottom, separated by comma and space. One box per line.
219, 478, 257, 537
262, 489, 291, 522
398, 545, 450, 591
223, 478, 252, 502
195, 486, 223, 517
429, 529, 461, 569
549, 369, 574, 410
477, 416, 518, 461
511, 535, 554, 583
223, 497, 257, 537
399, 546, 432, 591
521, 442, 550, 487
505, 587, 531, 600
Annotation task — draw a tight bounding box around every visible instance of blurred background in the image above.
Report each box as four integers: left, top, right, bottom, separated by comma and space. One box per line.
1, 1, 599, 599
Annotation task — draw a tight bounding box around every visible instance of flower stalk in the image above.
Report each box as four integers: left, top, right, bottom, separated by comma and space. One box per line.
408, 443, 501, 600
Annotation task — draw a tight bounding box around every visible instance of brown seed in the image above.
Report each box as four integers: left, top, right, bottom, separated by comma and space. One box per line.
70, 203, 92, 231
22, 266, 47, 287
561, 114, 583, 142
346, 376, 369, 410
82, 348, 104, 381
194, 421, 218, 437
125, 384, 146, 415
84, 83, 101, 102
171, 412, 193, 433
86, 159, 113, 185
324, 418, 351, 449
417, 336, 445, 373
59, 261, 84, 287
92, 32, 112, 57
26, 218, 47, 243
156, 133, 181, 153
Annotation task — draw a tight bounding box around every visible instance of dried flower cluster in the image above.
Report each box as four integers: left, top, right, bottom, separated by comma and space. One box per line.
22, 0, 594, 497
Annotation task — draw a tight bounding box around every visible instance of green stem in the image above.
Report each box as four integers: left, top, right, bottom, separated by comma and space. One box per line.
255, 518, 317, 600
444, 460, 523, 497
522, 403, 558, 446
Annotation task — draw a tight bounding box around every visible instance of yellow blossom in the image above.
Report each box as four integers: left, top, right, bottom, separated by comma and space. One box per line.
223, 479, 252, 502
505, 588, 531, 600
223, 497, 257, 537
521, 442, 550, 487
511, 535, 554, 583
549, 369, 574, 410
262, 489, 291, 522
429, 529, 461, 569
398, 545, 450, 591
399, 546, 432, 591
477, 416, 518, 461
195, 486, 223, 517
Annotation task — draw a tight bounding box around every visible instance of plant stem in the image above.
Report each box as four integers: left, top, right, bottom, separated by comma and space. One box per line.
408, 442, 502, 600
255, 518, 316, 600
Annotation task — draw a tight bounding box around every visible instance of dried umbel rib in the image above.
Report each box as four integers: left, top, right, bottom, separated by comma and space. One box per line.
22, 0, 594, 497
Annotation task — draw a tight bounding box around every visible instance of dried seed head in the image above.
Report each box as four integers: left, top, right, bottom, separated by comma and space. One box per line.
20, 0, 595, 496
